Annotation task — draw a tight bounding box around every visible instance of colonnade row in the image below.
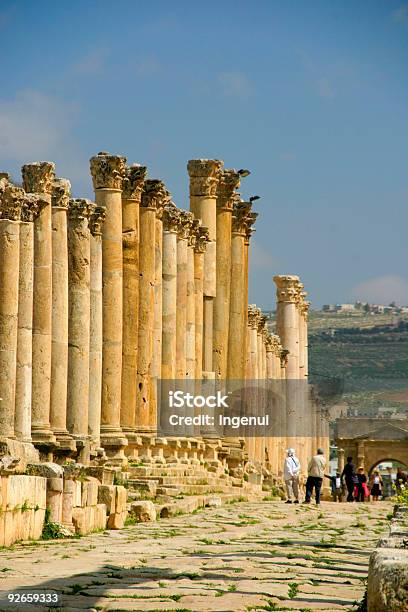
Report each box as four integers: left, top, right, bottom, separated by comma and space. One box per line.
0, 154, 329, 474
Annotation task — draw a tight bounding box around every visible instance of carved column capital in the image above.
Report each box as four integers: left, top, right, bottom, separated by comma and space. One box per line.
188, 218, 200, 248
68, 198, 94, 223
21, 194, 47, 222
217, 169, 241, 211
231, 201, 257, 240
89, 205, 106, 236
187, 159, 223, 197
257, 314, 268, 335
90, 152, 126, 191
141, 179, 170, 216
22, 161, 56, 194
177, 210, 195, 240
244, 211, 258, 244
194, 225, 210, 253
51, 178, 71, 209
273, 275, 301, 303
265, 333, 283, 356
122, 164, 147, 200
248, 304, 261, 329
162, 203, 181, 233
0, 183, 25, 220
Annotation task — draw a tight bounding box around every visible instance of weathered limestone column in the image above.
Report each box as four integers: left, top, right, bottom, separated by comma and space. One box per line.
50, 179, 75, 451
151, 187, 168, 430
186, 220, 199, 379
176, 210, 193, 379
244, 208, 258, 354
162, 204, 180, 380
188, 159, 222, 374
246, 305, 260, 464
0, 182, 23, 440
67, 198, 93, 462
193, 225, 209, 380
255, 314, 267, 466
227, 202, 252, 379
120, 164, 146, 440
298, 293, 311, 468
214, 170, 240, 379
90, 152, 127, 459
137, 180, 165, 432
274, 275, 300, 452
15, 194, 45, 442
89, 206, 106, 449
22, 162, 56, 445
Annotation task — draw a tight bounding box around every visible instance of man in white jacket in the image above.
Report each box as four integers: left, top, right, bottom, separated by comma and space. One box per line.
283, 448, 301, 504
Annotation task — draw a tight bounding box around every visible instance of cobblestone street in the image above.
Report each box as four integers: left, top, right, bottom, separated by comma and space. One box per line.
0, 500, 393, 611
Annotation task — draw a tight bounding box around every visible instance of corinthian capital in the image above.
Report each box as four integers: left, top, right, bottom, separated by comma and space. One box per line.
89, 205, 106, 236
162, 203, 181, 233
0, 183, 25, 220
22, 161, 56, 194
141, 179, 170, 213
21, 194, 47, 222
90, 152, 126, 191
273, 275, 301, 303
257, 314, 268, 334
217, 169, 241, 211
51, 178, 71, 209
248, 304, 261, 329
188, 218, 200, 247
194, 224, 210, 253
68, 198, 94, 223
265, 333, 282, 356
177, 210, 195, 240
187, 159, 223, 197
122, 164, 148, 200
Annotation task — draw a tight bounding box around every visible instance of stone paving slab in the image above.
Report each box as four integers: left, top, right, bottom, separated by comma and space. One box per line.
0, 500, 393, 611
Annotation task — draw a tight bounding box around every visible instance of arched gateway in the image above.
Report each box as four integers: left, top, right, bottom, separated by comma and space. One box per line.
335, 417, 408, 474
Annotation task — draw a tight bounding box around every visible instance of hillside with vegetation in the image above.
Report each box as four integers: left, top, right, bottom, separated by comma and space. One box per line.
307, 310, 408, 412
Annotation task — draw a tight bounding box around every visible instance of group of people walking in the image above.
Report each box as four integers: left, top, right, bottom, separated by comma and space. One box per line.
283, 449, 406, 504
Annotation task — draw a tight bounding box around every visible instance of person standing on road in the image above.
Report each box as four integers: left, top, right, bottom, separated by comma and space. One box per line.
369, 470, 383, 502
304, 448, 326, 506
283, 448, 301, 504
341, 456, 356, 502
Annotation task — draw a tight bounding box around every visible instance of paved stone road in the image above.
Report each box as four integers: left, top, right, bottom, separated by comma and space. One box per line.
0, 500, 393, 611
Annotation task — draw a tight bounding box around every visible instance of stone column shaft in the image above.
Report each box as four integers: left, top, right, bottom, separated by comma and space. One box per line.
67, 199, 92, 457
0, 182, 23, 440
186, 224, 197, 379
121, 165, 145, 439
22, 162, 56, 445
193, 226, 209, 380
176, 211, 193, 379
162, 205, 180, 380
89, 207, 106, 448
90, 152, 127, 458
188, 160, 222, 374
50, 179, 74, 449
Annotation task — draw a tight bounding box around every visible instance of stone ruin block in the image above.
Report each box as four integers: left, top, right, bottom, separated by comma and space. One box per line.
115, 485, 127, 514
0, 475, 46, 547
81, 477, 99, 507
72, 503, 107, 535
98, 484, 116, 515
128, 500, 156, 523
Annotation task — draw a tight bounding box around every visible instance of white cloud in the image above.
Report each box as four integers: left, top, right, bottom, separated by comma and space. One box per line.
72, 49, 106, 76
392, 4, 408, 24
249, 239, 278, 270
0, 90, 77, 159
0, 90, 89, 192
351, 275, 408, 306
218, 72, 252, 97
316, 78, 335, 99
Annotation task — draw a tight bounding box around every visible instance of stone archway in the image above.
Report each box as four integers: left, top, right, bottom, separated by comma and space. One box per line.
335, 418, 408, 474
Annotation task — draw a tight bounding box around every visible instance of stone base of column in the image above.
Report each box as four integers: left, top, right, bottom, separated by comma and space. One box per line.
31, 428, 57, 446
99, 430, 128, 465
53, 430, 77, 453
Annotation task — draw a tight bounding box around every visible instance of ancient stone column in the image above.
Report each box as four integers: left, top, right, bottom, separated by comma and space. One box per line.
120, 164, 146, 441
88, 206, 106, 449
298, 293, 311, 469
137, 180, 166, 432
246, 305, 260, 463
188, 159, 222, 374
22, 162, 56, 445
186, 220, 199, 380
162, 204, 180, 380
193, 225, 209, 380
228, 202, 252, 380
90, 152, 127, 459
67, 198, 93, 462
176, 210, 194, 379
50, 178, 75, 451
15, 194, 45, 442
274, 275, 300, 451
0, 182, 24, 440
151, 187, 168, 429
214, 170, 240, 379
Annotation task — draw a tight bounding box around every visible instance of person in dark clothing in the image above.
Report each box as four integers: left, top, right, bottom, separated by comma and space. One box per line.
341, 456, 356, 502
355, 467, 367, 502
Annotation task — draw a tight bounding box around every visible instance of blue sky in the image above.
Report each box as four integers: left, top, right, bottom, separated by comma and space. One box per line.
1, 0, 408, 308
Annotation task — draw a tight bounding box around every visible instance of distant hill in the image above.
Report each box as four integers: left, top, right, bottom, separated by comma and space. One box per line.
307, 311, 408, 412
